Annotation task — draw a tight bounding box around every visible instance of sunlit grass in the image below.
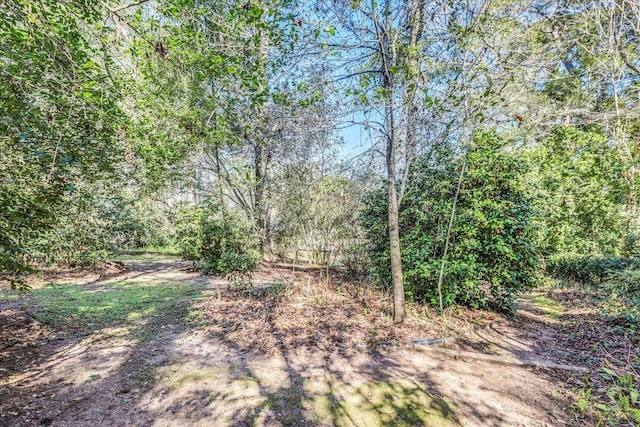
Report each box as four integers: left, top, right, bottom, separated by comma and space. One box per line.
525, 294, 566, 318
23, 279, 201, 338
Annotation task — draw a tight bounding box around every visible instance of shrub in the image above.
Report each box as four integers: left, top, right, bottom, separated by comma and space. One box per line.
528, 126, 626, 256
203, 252, 258, 277
361, 131, 539, 311
546, 255, 640, 288
1, 237, 31, 288
175, 206, 204, 264
339, 240, 371, 277
547, 255, 640, 329
174, 205, 259, 275
605, 268, 640, 302
29, 192, 145, 268
622, 229, 640, 258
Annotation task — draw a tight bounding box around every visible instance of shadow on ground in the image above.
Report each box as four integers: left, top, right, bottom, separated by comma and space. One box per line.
0, 258, 581, 426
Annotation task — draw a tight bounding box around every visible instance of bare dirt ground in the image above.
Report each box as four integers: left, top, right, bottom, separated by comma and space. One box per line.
0, 255, 621, 426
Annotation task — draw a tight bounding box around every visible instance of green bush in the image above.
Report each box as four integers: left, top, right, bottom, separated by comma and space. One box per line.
175, 206, 204, 263
527, 126, 626, 256
622, 230, 640, 258
1, 237, 31, 288
546, 255, 640, 288
547, 255, 640, 329
29, 192, 145, 268
202, 252, 258, 276
604, 268, 640, 327
605, 268, 640, 329
174, 205, 259, 275
605, 268, 640, 301
360, 131, 539, 311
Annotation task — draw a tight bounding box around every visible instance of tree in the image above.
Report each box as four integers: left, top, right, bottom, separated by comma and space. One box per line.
193, 71, 336, 255
313, 0, 432, 322
0, 0, 292, 281
315, 0, 497, 321
465, 0, 639, 253
0, 0, 127, 284
527, 126, 626, 255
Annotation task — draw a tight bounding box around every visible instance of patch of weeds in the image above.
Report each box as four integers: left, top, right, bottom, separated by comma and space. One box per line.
30, 279, 201, 338
269, 281, 287, 296
575, 386, 592, 413
185, 308, 204, 325
265, 390, 303, 426
602, 301, 640, 333
574, 368, 640, 426
134, 365, 157, 389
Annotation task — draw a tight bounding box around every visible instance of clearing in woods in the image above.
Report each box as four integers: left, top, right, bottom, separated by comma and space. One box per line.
0, 254, 621, 426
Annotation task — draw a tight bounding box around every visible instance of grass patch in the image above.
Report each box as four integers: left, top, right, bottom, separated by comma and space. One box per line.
169, 367, 231, 390
526, 294, 566, 318
0, 291, 21, 303
28, 278, 201, 338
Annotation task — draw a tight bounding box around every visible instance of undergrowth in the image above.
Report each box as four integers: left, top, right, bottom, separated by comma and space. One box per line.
575, 366, 640, 426
198, 275, 498, 353
540, 270, 640, 426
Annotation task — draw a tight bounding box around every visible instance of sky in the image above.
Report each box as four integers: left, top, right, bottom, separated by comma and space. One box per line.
338, 122, 367, 156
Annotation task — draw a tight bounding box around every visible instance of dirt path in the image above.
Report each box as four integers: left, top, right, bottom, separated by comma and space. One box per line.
0, 257, 583, 426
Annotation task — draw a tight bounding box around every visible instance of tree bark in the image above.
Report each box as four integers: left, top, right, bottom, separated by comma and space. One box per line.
253, 139, 271, 255
386, 97, 405, 323
380, 0, 406, 323
252, 8, 271, 256
388, 165, 406, 323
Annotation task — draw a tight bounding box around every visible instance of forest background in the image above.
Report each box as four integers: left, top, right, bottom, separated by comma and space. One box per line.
2, 0, 640, 323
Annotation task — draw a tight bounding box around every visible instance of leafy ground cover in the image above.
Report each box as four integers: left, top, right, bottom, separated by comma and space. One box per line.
198, 277, 499, 354
540, 287, 640, 426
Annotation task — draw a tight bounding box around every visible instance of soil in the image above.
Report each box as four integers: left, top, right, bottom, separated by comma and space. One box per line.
0, 256, 631, 426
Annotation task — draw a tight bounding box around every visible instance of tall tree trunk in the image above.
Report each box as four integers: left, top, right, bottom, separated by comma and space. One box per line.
253, 140, 269, 254
387, 145, 406, 323
380, 0, 406, 323
252, 7, 270, 256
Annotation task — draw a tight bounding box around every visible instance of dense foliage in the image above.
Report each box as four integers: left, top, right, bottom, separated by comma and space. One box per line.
546, 255, 640, 288
528, 127, 627, 256
362, 132, 539, 311
27, 189, 176, 266
175, 205, 259, 276
0, 1, 126, 283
